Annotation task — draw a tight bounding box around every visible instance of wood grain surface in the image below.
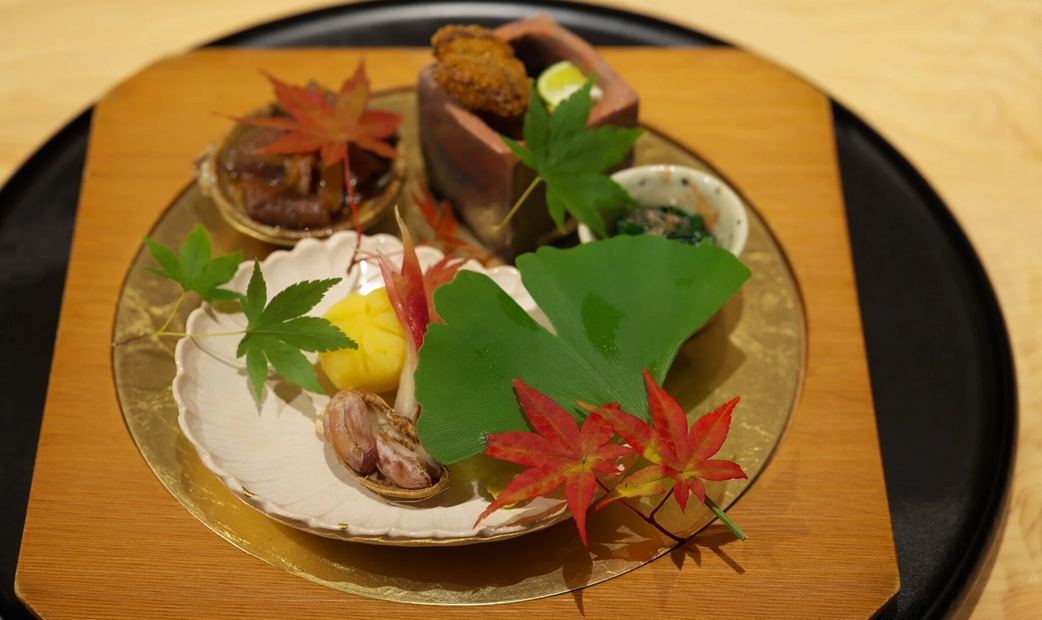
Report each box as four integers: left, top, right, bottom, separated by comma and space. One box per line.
1, 2, 1039, 619
14, 48, 899, 619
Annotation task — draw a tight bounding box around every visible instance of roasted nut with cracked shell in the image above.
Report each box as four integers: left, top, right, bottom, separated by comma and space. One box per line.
320, 389, 449, 501
322, 390, 379, 474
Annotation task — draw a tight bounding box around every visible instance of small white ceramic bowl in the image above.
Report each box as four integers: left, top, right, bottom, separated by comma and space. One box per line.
578, 164, 748, 257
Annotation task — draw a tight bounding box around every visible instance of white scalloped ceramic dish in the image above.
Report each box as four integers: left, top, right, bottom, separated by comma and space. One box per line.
173, 232, 568, 546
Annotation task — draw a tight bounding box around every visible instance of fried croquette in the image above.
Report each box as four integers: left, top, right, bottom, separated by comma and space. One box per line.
430, 25, 530, 119
432, 24, 514, 60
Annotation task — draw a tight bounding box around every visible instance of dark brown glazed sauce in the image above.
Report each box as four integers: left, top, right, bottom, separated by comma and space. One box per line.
219, 112, 397, 230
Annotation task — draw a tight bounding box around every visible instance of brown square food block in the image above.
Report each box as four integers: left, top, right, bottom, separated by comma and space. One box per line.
418, 15, 639, 261
16, 48, 898, 619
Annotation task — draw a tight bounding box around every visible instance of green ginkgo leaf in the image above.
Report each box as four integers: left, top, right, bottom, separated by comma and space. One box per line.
415, 234, 750, 464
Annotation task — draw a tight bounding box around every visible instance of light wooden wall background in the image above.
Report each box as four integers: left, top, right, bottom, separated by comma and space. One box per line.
0, 1, 1039, 618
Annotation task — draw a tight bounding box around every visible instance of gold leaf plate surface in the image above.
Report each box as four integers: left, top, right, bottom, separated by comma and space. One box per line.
111, 89, 804, 605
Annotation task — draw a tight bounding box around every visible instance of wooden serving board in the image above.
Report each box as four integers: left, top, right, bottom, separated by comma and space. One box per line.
15, 49, 899, 619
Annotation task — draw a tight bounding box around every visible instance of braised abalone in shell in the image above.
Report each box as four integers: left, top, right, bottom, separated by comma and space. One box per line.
218, 95, 399, 231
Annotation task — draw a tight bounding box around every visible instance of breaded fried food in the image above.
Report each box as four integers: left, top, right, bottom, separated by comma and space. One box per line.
432, 24, 514, 60
432, 55, 529, 118
430, 25, 530, 119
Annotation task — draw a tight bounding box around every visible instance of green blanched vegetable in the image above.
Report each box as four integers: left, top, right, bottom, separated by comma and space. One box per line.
613, 206, 715, 246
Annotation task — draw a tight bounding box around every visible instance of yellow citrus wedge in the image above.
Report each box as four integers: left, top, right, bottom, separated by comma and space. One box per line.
536, 60, 604, 111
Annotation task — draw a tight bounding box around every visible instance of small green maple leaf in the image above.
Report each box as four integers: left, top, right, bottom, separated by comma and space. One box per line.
142, 224, 243, 302
500, 76, 643, 237
236, 260, 356, 399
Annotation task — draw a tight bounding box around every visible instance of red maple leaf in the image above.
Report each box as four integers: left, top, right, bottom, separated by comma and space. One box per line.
412, 184, 495, 266
232, 60, 404, 244
475, 379, 633, 546
592, 369, 747, 512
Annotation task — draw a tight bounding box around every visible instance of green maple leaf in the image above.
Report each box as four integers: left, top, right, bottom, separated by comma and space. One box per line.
142, 224, 243, 302
500, 76, 643, 237
235, 261, 356, 399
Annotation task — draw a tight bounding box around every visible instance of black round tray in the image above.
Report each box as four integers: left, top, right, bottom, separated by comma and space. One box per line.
0, 2, 1015, 619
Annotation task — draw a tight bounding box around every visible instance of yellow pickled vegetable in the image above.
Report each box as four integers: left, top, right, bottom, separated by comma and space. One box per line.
319, 288, 406, 393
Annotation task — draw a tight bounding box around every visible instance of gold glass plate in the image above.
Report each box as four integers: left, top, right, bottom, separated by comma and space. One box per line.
111, 90, 804, 605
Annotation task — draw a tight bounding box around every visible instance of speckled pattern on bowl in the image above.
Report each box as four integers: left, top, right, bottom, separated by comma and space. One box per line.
579, 164, 749, 257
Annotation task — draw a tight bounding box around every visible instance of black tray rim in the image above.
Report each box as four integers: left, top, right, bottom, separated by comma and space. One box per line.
0, 2, 1016, 619
830, 104, 1016, 619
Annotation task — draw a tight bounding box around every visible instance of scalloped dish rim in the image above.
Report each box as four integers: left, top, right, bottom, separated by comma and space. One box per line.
172, 231, 571, 546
